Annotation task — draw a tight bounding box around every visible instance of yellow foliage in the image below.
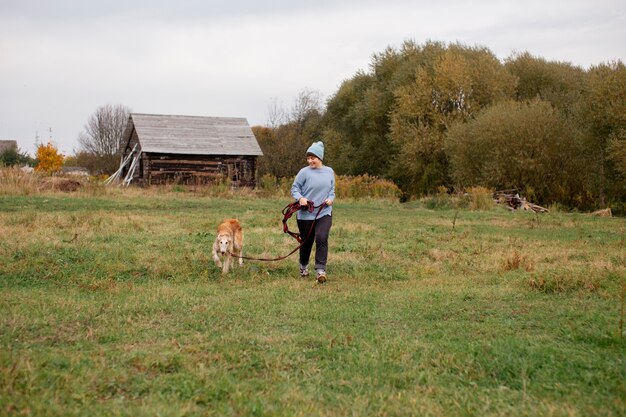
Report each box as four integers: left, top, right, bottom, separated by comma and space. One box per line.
259, 173, 401, 201
35, 142, 64, 174
467, 186, 495, 211
335, 174, 401, 200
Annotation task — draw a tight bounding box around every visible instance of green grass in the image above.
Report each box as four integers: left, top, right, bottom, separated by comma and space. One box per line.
1, 192, 625, 416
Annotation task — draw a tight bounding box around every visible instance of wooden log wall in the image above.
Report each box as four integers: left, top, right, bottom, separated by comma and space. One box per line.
142, 153, 258, 187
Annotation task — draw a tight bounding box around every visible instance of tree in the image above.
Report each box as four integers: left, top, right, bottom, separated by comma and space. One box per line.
579, 60, 626, 207
605, 129, 626, 214
607, 130, 626, 179
324, 71, 382, 175
255, 89, 324, 178
78, 104, 131, 174
35, 142, 64, 174
251, 125, 276, 177
387, 42, 516, 195
505, 52, 585, 116
445, 99, 588, 206
63, 151, 103, 175
324, 41, 520, 195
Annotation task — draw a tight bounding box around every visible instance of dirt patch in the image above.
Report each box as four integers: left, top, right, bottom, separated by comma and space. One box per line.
40, 177, 83, 192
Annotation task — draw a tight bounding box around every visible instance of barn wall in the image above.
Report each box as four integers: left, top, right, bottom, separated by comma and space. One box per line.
143, 153, 258, 187
122, 129, 140, 157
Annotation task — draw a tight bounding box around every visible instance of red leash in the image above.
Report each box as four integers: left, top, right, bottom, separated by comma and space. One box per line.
232, 201, 327, 262
282, 200, 317, 243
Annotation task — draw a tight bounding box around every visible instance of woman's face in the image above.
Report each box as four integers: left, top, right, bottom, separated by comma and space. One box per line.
306, 154, 323, 168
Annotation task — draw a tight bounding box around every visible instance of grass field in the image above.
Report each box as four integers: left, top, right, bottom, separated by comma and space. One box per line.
1, 190, 625, 416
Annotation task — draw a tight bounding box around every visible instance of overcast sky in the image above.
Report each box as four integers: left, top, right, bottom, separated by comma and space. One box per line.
1, 0, 624, 156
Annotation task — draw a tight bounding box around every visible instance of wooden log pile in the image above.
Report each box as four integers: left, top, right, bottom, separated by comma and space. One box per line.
493, 190, 549, 213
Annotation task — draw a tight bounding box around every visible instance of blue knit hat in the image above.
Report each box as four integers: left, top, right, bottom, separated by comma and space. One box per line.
306, 141, 324, 161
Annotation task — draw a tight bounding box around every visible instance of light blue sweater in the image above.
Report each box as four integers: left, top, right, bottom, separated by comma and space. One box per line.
291, 166, 336, 220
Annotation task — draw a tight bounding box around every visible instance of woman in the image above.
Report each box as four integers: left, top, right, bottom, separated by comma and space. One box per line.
290, 141, 335, 283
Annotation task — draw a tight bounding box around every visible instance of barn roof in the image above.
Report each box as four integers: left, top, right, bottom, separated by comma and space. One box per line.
123, 113, 263, 156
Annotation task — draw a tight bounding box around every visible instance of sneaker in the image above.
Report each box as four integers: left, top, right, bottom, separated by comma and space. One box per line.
299, 264, 309, 278
316, 270, 327, 283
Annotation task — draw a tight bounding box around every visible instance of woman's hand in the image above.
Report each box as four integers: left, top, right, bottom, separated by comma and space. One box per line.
324, 199, 333, 206
299, 197, 308, 207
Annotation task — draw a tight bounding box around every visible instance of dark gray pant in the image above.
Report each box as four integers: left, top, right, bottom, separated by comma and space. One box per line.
297, 214, 332, 271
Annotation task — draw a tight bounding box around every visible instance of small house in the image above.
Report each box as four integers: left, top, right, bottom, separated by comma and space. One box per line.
118, 113, 263, 186
61, 166, 90, 177
0, 140, 17, 153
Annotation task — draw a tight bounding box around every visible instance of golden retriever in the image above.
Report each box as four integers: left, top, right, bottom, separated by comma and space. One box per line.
212, 219, 244, 274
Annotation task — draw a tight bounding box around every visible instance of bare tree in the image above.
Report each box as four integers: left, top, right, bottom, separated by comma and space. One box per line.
266, 97, 286, 129
257, 89, 325, 178
78, 104, 131, 174
291, 88, 323, 126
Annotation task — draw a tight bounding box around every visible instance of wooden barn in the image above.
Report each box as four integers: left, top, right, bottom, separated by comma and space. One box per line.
116, 113, 263, 187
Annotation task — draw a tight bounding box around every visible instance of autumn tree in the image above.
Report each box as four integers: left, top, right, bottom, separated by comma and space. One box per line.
277, 40, 621, 209
446, 99, 588, 206
324, 71, 390, 175
579, 60, 626, 207
606, 130, 626, 212
607, 130, 626, 178
387, 42, 516, 195
78, 103, 131, 174
35, 142, 64, 174
505, 52, 585, 116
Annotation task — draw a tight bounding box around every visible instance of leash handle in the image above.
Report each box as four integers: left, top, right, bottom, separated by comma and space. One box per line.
282, 200, 326, 243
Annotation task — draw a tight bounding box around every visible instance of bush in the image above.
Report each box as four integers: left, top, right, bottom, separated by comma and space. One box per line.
420, 188, 461, 210
259, 173, 401, 201
446, 99, 587, 207
467, 186, 495, 211
0, 148, 34, 167
335, 174, 401, 200
35, 142, 64, 174
418, 186, 496, 211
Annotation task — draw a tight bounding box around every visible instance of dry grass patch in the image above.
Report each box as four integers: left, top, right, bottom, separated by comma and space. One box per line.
466, 186, 495, 211
528, 270, 602, 293
589, 258, 621, 271
427, 248, 456, 262
0, 167, 41, 195
502, 249, 534, 272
